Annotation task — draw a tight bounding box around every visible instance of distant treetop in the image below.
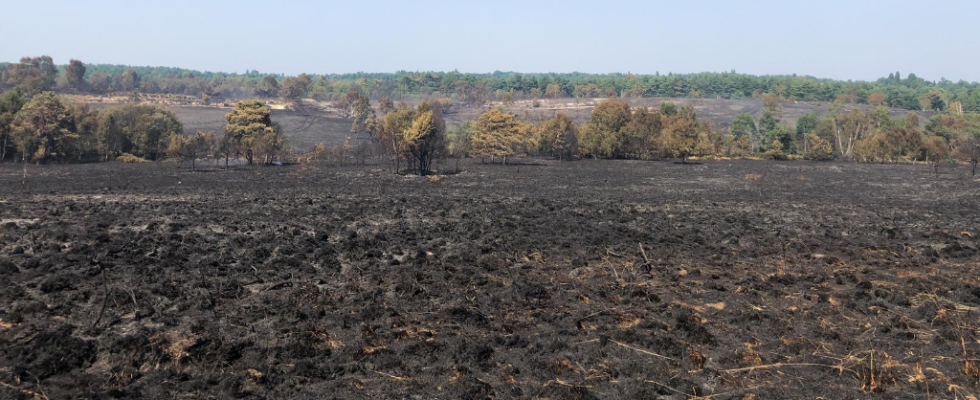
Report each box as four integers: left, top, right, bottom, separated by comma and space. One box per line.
2, 57, 980, 112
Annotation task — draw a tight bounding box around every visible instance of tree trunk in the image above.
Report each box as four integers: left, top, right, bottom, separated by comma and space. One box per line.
21, 156, 27, 186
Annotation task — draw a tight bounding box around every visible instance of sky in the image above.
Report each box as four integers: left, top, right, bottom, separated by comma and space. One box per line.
2, 0, 979, 82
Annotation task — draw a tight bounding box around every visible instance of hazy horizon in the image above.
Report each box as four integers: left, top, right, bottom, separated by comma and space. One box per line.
2, 0, 979, 82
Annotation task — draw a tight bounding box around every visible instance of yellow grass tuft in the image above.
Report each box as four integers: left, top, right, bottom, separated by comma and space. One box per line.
116, 153, 149, 163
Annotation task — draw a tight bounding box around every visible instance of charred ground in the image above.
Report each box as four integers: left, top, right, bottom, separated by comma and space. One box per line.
0, 159, 979, 399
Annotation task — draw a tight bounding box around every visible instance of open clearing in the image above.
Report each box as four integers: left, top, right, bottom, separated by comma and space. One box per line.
1, 159, 978, 399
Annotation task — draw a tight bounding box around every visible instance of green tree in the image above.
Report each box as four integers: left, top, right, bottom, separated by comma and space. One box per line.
89, 73, 110, 94
65, 59, 87, 90
919, 90, 946, 112
0, 90, 27, 160
446, 121, 473, 172
765, 123, 795, 158
281, 73, 312, 99
803, 133, 834, 161
380, 104, 415, 172
11, 92, 77, 163
253, 125, 288, 165
225, 100, 277, 164
168, 130, 214, 170
350, 96, 375, 133
580, 99, 632, 158
72, 103, 100, 161
661, 111, 706, 163
536, 112, 578, 160
619, 107, 661, 158
757, 111, 777, 150
795, 113, 820, 153
256, 76, 280, 97
96, 104, 182, 159
3, 56, 57, 95
829, 109, 873, 158
730, 113, 757, 150
118, 68, 140, 92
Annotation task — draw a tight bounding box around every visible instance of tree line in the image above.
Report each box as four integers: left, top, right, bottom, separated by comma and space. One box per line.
347, 95, 980, 176
0, 87, 287, 168
2, 85, 977, 178
3, 56, 980, 112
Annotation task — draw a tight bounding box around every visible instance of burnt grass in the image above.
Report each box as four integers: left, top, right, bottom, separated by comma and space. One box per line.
1, 159, 979, 399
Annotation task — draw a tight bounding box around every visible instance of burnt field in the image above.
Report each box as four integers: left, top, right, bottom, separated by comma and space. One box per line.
1, 159, 979, 399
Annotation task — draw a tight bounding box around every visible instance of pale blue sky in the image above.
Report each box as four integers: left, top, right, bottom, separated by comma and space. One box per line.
2, 0, 978, 81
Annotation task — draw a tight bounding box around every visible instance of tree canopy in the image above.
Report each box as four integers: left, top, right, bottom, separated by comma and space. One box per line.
224, 100, 279, 164
4, 55, 980, 112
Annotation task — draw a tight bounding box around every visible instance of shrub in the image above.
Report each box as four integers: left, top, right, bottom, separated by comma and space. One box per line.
116, 153, 148, 163
764, 139, 788, 160
803, 133, 834, 161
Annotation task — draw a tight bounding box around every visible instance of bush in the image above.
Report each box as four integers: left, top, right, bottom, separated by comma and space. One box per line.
803, 133, 834, 161
764, 139, 788, 160
116, 153, 148, 163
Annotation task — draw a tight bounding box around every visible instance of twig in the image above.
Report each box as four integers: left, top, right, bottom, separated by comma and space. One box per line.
638, 243, 651, 265
640, 379, 689, 396
687, 385, 765, 400
0, 380, 45, 399
610, 340, 678, 361
32, 377, 49, 400
91, 265, 108, 329
374, 370, 410, 381
721, 362, 858, 377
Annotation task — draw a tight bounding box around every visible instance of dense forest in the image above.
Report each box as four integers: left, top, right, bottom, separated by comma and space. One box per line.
3, 56, 980, 111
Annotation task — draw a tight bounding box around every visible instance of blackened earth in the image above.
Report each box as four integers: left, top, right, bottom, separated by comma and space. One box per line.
1, 159, 978, 399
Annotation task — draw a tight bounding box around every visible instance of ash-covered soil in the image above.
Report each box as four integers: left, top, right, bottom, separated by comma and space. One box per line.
0, 160, 978, 399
